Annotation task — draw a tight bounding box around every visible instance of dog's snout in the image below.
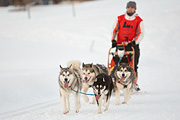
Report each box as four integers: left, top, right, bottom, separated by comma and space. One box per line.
84, 77, 88, 80
122, 73, 125, 77
98, 90, 101, 95
64, 78, 68, 81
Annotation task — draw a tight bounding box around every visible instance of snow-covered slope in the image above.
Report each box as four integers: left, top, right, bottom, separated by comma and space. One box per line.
0, 0, 180, 119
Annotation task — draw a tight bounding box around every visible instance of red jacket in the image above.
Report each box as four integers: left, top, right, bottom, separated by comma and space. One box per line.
112, 13, 143, 44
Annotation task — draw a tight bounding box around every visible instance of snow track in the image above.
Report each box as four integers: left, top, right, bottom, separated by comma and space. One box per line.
0, 99, 60, 119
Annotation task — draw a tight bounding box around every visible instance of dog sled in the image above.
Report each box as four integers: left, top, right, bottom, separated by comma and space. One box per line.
107, 43, 137, 85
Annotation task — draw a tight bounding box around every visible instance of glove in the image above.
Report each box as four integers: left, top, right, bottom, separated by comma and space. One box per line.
127, 41, 135, 47
112, 40, 117, 48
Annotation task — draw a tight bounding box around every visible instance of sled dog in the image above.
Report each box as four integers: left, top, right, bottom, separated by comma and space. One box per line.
58, 61, 82, 114
92, 73, 114, 114
82, 63, 108, 103
113, 63, 135, 104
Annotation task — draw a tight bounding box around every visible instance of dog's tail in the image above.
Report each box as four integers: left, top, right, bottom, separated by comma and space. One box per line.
67, 60, 81, 72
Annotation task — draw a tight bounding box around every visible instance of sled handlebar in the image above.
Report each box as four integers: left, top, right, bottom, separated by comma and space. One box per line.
109, 51, 134, 55
108, 43, 134, 55
116, 43, 128, 46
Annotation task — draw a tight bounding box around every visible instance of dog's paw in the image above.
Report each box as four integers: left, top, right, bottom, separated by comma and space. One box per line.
98, 111, 102, 114
116, 102, 120, 105
90, 102, 96, 104
90, 101, 96, 104
104, 108, 108, 111
62, 111, 69, 114
75, 109, 79, 113
122, 102, 127, 104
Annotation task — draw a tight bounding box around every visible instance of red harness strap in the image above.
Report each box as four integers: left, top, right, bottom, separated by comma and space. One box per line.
82, 74, 96, 79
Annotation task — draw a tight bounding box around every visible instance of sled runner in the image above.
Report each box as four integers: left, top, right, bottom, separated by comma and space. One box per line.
107, 43, 137, 85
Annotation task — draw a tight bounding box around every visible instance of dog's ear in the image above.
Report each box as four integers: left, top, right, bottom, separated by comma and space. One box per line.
126, 62, 130, 66
82, 63, 85, 67
90, 63, 93, 68
68, 64, 73, 69
118, 63, 123, 66
59, 65, 63, 70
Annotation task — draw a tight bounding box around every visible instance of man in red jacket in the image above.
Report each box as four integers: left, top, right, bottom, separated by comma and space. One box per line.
111, 1, 144, 91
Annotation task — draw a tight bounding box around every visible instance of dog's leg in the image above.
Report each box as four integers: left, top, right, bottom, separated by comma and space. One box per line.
66, 94, 70, 113
74, 93, 79, 113
104, 96, 110, 111
61, 92, 67, 114
78, 93, 81, 110
127, 89, 132, 100
115, 86, 120, 105
82, 84, 89, 102
91, 96, 96, 104
103, 94, 107, 107
97, 98, 102, 114
122, 88, 130, 104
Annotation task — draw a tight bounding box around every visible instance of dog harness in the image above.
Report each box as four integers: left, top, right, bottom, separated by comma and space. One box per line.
82, 74, 96, 83
114, 79, 132, 89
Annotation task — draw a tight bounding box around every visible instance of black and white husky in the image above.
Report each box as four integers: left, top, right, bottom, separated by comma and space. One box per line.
92, 73, 114, 114
81, 63, 108, 103
113, 63, 135, 104
58, 61, 82, 114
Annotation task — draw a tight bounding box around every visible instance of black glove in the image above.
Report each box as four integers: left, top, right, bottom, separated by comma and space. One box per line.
127, 41, 135, 47
112, 40, 117, 48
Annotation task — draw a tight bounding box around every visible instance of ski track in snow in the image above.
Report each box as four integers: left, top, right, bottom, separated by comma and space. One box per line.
1, 91, 180, 120
1, 92, 150, 119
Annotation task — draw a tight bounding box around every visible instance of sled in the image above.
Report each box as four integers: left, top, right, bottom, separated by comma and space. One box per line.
107, 43, 137, 85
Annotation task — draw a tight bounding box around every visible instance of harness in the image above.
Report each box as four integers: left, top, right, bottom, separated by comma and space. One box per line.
69, 86, 96, 96
82, 74, 96, 83
83, 74, 96, 78
113, 79, 133, 89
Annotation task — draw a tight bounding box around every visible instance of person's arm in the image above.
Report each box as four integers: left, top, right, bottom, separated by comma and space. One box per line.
111, 19, 120, 41
133, 21, 144, 44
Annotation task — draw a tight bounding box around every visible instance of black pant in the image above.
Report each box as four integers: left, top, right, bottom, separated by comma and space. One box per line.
114, 44, 140, 73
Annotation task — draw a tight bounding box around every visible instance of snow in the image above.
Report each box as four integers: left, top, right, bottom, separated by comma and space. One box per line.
0, 0, 180, 119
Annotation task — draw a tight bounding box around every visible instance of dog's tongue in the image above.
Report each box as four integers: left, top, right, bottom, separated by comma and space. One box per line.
120, 77, 125, 81
95, 95, 101, 100
64, 82, 69, 88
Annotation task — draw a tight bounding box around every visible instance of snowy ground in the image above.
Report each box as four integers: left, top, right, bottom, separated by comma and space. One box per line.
0, 0, 180, 119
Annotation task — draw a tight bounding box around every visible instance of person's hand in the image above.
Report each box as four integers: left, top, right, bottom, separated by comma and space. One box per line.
127, 41, 135, 47
112, 40, 117, 48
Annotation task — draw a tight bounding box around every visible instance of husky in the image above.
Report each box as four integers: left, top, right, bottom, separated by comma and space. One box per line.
113, 63, 135, 104
81, 63, 108, 103
58, 61, 82, 114
92, 73, 114, 114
